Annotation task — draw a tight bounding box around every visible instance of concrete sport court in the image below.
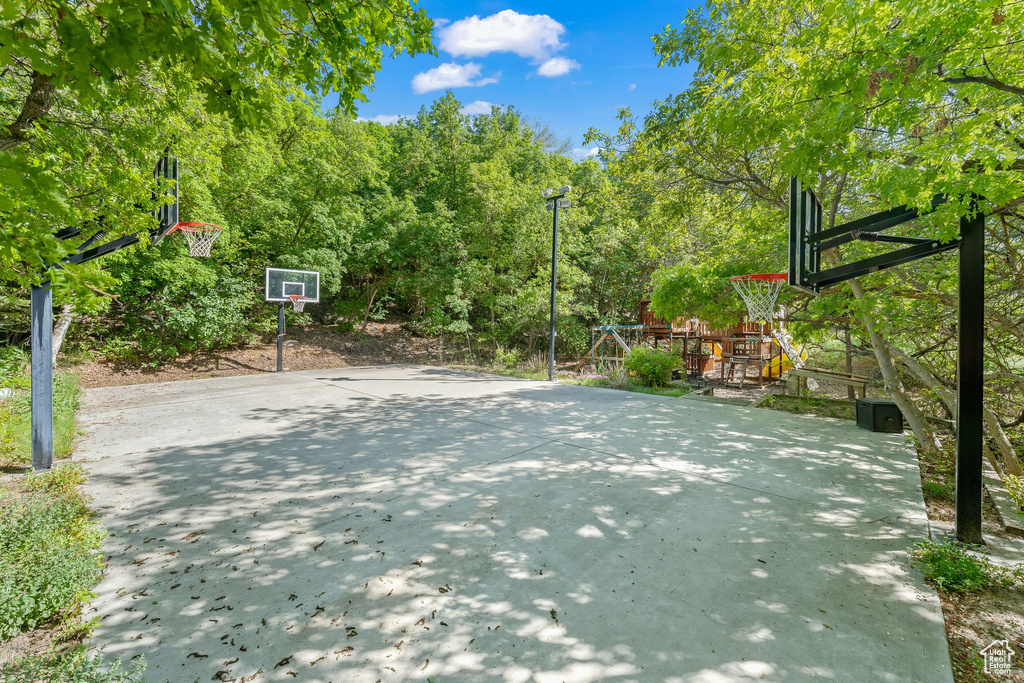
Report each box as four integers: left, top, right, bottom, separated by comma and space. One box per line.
78, 365, 953, 682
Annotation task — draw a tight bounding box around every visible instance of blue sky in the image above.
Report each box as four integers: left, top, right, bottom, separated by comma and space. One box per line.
324, 1, 700, 159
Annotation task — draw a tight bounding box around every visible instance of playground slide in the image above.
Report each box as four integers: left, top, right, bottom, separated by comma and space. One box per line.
707, 336, 805, 377
762, 336, 807, 377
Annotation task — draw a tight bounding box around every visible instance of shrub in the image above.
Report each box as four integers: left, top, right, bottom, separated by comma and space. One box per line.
493, 345, 523, 369
25, 464, 87, 497
623, 347, 679, 387
0, 491, 104, 639
911, 540, 1023, 593
1, 647, 145, 683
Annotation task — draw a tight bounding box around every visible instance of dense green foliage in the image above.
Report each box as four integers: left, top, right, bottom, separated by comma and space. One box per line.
4, 89, 661, 362
0, 347, 81, 466
1, 0, 433, 295
912, 540, 1024, 594
624, 347, 680, 387
1, 647, 145, 683
0, 466, 104, 639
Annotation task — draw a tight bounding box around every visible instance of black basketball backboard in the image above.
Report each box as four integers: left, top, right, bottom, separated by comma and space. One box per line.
151, 151, 179, 246
788, 177, 954, 294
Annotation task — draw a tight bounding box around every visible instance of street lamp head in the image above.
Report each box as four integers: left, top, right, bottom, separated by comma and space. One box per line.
558, 185, 571, 195
557, 198, 571, 209
541, 188, 554, 198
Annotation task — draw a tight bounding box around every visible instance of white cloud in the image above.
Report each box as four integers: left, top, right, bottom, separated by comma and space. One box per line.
461, 100, 497, 115
628, 83, 637, 91
571, 147, 600, 160
537, 57, 580, 78
358, 114, 407, 125
439, 10, 565, 60
411, 62, 500, 94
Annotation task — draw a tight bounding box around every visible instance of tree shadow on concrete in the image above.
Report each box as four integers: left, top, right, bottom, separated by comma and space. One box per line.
81, 367, 951, 682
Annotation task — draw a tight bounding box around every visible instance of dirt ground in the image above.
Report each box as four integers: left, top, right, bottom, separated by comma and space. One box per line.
943, 584, 1024, 682
72, 323, 451, 388
71, 323, 781, 403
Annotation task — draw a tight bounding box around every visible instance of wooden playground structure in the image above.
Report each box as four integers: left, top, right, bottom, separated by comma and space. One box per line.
575, 299, 799, 387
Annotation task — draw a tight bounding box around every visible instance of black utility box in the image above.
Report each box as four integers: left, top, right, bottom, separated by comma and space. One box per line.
856, 398, 904, 433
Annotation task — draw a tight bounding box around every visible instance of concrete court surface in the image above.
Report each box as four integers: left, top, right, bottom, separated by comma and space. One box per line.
78, 365, 953, 682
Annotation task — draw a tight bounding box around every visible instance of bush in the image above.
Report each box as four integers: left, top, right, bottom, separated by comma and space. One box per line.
911, 540, 1024, 593
623, 347, 679, 387
25, 464, 87, 497
0, 489, 104, 639
2, 647, 145, 683
493, 345, 523, 369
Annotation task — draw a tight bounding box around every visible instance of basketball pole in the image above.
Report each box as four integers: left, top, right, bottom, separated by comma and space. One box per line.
277, 303, 285, 373
955, 205, 985, 544
30, 280, 54, 471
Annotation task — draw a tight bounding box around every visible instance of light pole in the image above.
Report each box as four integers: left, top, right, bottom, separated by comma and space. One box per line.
541, 185, 571, 382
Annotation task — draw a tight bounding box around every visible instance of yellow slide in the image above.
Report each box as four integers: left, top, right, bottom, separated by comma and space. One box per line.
763, 336, 807, 376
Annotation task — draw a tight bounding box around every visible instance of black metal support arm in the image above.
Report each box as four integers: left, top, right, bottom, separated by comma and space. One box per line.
807, 238, 962, 290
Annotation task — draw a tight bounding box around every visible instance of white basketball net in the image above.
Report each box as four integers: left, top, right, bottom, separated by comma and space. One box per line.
177, 224, 223, 258
289, 295, 306, 312
731, 276, 785, 323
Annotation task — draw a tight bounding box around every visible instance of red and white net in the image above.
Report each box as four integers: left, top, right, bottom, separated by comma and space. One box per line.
730, 274, 786, 323
174, 222, 223, 258
289, 294, 307, 312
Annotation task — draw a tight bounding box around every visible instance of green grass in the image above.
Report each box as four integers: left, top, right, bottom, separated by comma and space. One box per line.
761, 394, 856, 420
0, 349, 81, 467
911, 540, 1024, 594
0, 466, 104, 639
562, 375, 692, 398
0, 466, 145, 680
447, 362, 693, 398
921, 479, 955, 502
917, 441, 957, 508
1, 646, 145, 682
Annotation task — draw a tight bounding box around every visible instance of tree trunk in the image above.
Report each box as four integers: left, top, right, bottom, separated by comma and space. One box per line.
51, 304, 75, 369
844, 327, 855, 400
890, 344, 1023, 476
1, 71, 56, 152
360, 280, 379, 334
984, 408, 1024, 477
845, 277, 942, 453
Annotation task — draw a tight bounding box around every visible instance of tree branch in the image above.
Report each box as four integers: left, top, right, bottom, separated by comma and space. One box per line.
942, 75, 1024, 97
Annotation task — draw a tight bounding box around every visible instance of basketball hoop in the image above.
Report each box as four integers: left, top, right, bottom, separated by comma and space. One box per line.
171, 222, 223, 257
730, 273, 787, 323
288, 294, 307, 312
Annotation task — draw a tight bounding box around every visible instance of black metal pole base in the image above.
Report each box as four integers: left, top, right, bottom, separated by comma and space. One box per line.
955, 208, 984, 544
277, 303, 285, 373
